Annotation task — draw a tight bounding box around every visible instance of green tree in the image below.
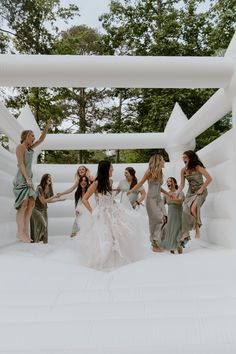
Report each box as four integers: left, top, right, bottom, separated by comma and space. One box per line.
0, 0, 80, 161
0, 0, 79, 118
100, 0, 233, 158
0, 0, 79, 54
53, 25, 108, 163
206, 0, 236, 53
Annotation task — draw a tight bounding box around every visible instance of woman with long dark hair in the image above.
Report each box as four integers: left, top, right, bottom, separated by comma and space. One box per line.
176, 150, 212, 242
77, 160, 147, 270
73, 176, 89, 236
116, 167, 146, 209
160, 177, 184, 254
30, 174, 59, 243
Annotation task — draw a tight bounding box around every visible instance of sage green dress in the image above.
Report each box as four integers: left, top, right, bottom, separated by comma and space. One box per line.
146, 179, 167, 247
160, 192, 184, 251
182, 172, 208, 235
30, 185, 53, 243
13, 148, 36, 209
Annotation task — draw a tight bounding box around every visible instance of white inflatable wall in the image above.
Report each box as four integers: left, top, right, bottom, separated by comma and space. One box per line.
0, 128, 233, 248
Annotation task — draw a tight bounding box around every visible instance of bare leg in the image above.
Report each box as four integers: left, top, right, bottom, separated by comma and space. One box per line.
195, 224, 200, 239
177, 247, 183, 254
16, 199, 31, 243
190, 200, 200, 239
23, 198, 35, 240
180, 232, 188, 241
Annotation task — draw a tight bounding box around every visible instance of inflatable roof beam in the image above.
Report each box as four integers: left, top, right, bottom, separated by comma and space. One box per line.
40, 132, 168, 151
0, 55, 234, 88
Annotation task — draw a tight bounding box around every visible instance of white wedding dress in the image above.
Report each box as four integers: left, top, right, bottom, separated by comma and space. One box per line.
76, 192, 148, 271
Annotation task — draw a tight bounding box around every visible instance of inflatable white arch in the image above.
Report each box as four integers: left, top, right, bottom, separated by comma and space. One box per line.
0, 32, 236, 248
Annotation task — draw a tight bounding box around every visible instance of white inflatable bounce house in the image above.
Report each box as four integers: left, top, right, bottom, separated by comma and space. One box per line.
0, 32, 236, 354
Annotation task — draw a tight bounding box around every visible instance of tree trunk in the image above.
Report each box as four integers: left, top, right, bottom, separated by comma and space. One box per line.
78, 88, 86, 164
116, 91, 123, 163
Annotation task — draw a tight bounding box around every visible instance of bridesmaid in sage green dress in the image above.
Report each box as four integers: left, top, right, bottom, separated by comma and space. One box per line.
160, 177, 184, 254
13, 121, 51, 243
30, 174, 59, 243
176, 150, 212, 242
128, 154, 169, 252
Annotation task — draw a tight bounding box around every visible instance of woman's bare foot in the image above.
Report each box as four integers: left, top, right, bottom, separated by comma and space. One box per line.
70, 232, 77, 238
195, 224, 200, 239
152, 245, 163, 253
17, 234, 31, 243
180, 232, 188, 241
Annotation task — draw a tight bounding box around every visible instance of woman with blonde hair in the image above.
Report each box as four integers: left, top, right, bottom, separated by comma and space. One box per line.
128, 154, 169, 252
57, 165, 94, 237
13, 120, 51, 243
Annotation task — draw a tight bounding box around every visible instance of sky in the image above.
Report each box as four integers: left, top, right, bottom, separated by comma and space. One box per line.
60, 0, 111, 31
60, 0, 212, 32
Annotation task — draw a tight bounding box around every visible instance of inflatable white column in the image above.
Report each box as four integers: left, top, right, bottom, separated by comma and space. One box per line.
230, 84, 236, 188
225, 32, 236, 238
164, 103, 195, 176
17, 104, 41, 163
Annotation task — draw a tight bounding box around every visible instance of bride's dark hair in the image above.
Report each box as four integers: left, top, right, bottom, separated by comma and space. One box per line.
96, 160, 112, 195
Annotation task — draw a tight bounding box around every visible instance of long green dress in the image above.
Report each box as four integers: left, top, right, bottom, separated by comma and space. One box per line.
13, 148, 36, 209
146, 179, 167, 247
160, 192, 184, 251
30, 185, 53, 243
182, 172, 208, 236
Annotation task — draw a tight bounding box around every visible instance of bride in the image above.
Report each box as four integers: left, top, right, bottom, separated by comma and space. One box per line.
77, 160, 148, 271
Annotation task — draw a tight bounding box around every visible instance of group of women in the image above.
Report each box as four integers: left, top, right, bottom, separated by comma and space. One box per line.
13, 124, 212, 270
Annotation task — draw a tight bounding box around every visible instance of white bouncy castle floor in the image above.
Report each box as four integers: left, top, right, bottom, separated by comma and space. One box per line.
0, 235, 236, 354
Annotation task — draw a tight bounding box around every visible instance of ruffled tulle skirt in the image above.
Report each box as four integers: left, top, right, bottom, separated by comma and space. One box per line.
76, 195, 149, 271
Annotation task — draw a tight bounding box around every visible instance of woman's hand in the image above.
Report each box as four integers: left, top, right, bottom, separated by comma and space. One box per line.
26, 178, 33, 188
168, 192, 176, 200
163, 215, 168, 224
196, 189, 203, 196
171, 192, 179, 200
132, 201, 139, 209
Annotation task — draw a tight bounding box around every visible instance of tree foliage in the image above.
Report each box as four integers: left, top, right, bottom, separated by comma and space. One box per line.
99, 0, 234, 156
0, 0, 79, 54
0, 0, 235, 163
